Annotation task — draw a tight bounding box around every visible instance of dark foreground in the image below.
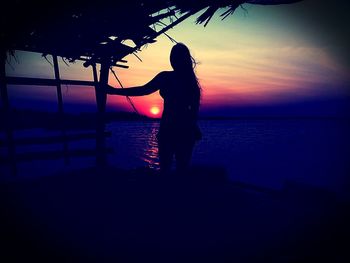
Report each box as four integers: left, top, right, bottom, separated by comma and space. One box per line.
1, 166, 349, 263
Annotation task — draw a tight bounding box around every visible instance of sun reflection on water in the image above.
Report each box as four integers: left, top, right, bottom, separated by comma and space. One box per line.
141, 124, 160, 170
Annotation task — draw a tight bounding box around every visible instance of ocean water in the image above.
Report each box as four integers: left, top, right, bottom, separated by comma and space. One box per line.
106, 119, 349, 193
1, 119, 349, 196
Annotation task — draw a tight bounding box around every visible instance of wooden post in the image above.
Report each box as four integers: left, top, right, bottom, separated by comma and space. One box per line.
0, 52, 9, 110
94, 59, 109, 167
52, 55, 69, 164
0, 50, 16, 175
52, 55, 64, 114
92, 63, 100, 110
97, 60, 109, 114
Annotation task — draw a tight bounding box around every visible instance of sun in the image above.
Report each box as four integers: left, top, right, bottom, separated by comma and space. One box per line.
150, 106, 160, 116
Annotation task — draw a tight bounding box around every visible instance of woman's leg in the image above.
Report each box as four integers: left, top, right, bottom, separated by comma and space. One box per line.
175, 140, 195, 173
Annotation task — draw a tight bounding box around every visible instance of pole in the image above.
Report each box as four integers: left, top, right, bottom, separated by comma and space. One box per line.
52, 55, 69, 164
94, 59, 109, 168
52, 55, 64, 114
1, 50, 16, 175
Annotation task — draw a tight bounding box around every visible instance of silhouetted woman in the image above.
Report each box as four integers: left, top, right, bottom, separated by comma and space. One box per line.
104, 43, 201, 173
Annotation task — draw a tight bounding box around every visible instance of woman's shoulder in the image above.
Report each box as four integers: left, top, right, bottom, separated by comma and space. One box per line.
153, 71, 175, 85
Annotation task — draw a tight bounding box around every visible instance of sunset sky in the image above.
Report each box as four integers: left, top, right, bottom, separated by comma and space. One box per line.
5, 0, 350, 117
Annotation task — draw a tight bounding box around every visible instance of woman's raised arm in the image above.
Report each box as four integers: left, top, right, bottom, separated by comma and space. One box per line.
103, 72, 166, 96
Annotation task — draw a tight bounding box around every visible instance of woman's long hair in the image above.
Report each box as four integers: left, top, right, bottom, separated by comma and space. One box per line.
170, 43, 201, 107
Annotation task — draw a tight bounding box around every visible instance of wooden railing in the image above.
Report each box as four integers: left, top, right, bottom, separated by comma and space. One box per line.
0, 129, 112, 176
1, 51, 113, 176
0, 127, 113, 175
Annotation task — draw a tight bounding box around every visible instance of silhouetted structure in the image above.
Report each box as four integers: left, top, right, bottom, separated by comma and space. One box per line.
0, 0, 302, 174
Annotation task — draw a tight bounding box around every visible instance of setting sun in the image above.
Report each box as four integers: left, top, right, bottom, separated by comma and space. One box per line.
150, 106, 160, 116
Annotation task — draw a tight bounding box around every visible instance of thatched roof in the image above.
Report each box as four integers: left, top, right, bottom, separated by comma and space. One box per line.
2, 0, 302, 66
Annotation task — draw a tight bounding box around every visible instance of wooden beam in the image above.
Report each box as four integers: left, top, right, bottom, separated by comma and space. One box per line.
0, 131, 112, 146
6, 76, 97, 87
12, 48, 129, 68
0, 147, 113, 164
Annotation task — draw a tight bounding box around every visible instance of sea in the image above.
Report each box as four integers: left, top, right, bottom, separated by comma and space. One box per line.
1, 119, 349, 198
